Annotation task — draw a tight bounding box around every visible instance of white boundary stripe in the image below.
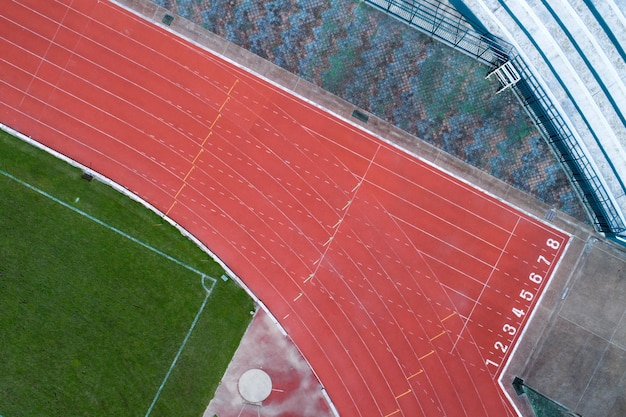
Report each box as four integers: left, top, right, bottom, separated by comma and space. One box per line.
321, 388, 341, 417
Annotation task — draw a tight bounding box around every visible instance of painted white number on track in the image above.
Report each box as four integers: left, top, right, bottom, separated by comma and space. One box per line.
529, 272, 542, 284
520, 289, 533, 301
494, 341, 508, 353
537, 255, 551, 265
484, 235, 562, 372
546, 238, 560, 249
503, 324, 516, 335
485, 359, 499, 368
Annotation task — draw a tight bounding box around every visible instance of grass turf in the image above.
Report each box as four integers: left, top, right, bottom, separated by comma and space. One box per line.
524, 385, 578, 417
0, 129, 254, 417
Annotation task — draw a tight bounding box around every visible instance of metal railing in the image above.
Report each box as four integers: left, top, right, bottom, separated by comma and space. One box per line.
363, 0, 626, 235
364, 0, 512, 65
509, 56, 625, 233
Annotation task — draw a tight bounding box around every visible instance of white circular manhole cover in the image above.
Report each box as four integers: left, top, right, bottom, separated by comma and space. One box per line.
238, 368, 272, 403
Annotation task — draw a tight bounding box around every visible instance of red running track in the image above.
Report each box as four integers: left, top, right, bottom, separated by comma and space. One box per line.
1, 1, 569, 416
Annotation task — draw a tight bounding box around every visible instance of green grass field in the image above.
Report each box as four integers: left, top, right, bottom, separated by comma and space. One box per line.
0, 129, 254, 417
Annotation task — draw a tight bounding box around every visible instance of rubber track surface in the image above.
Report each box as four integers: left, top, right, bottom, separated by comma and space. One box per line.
0, 1, 569, 416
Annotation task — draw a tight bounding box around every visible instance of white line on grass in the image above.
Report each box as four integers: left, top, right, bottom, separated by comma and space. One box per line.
144, 276, 216, 417
0, 168, 219, 415
0, 168, 215, 282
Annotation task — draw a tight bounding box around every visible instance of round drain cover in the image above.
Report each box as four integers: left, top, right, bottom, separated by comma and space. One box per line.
238, 368, 272, 403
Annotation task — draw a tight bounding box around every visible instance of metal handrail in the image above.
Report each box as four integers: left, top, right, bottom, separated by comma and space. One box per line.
363, 0, 626, 234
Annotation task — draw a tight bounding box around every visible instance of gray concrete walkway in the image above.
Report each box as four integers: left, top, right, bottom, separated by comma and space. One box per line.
511, 237, 626, 416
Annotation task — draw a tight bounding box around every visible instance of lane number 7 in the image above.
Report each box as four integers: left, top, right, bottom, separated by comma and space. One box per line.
537, 255, 551, 265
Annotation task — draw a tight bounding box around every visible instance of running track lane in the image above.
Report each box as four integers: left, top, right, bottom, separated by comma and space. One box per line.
1, 1, 570, 416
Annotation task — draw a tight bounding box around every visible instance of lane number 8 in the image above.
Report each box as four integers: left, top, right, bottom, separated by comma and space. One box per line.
547, 238, 560, 249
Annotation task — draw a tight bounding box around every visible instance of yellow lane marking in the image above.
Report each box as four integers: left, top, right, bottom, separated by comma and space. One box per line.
165, 200, 177, 216
182, 165, 195, 183
419, 350, 434, 360
201, 131, 213, 146
209, 113, 222, 129
168, 163, 195, 215
408, 369, 423, 379
384, 409, 400, 417
166, 80, 239, 219
218, 96, 230, 113
442, 311, 457, 322
429, 330, 446, 341
191, 149, 203, 165
227, 79, 239, 95
395, 389, 412, 399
